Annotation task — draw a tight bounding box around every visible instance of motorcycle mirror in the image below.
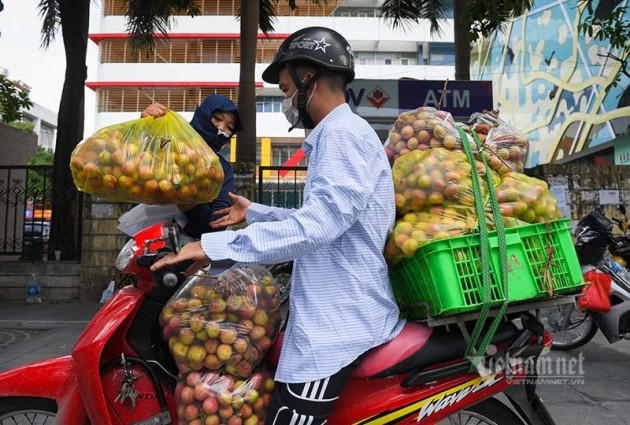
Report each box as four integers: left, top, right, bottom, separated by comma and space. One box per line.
619, 205, 627, 215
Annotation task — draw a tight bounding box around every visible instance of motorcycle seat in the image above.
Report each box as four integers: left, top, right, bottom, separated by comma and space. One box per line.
268, 320, 518, 379
353, 320, 519, 378
266, 323, 431, 374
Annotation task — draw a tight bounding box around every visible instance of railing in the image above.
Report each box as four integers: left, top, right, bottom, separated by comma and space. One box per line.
257, 166, 307, 209
0, 166, 83, 260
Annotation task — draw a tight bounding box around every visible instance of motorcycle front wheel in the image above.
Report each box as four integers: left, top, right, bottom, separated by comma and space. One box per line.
539, 303, 598, 350
439, 397, 524, 424
0, 397, 56, 424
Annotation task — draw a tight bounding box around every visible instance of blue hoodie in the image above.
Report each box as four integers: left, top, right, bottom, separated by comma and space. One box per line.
184, 95, 244, 238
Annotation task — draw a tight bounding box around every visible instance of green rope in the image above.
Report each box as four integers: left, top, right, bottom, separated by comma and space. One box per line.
457, 127, 493, 366
470, 130, 510, 370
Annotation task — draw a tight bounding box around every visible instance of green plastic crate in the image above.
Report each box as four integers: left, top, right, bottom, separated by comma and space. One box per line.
389, 219, 584, 319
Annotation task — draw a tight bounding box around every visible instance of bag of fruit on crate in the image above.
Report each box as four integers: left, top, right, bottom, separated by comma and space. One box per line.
70, 110, 224, 205
383, 107, 479, 165
385, 207, 478, 262
469, 111, 529, 175
392, 148, 498, 214
160, 265, 282, 378
176, 366, 276, 424
485, 171, 561, 227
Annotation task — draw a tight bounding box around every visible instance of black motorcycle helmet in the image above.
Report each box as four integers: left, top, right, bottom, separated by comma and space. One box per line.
262, 27, 355, 130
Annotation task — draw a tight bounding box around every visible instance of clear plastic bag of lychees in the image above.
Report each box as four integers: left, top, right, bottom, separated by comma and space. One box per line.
160, 265, 282, 379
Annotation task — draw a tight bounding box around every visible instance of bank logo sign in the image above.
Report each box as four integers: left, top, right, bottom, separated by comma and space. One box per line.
366, 86, 390, 109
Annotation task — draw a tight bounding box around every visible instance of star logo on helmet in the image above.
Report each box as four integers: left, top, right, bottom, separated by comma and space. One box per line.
313, 37, 331, 53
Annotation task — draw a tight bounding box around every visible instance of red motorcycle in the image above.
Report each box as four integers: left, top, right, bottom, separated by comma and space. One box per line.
0, 222, 558, 424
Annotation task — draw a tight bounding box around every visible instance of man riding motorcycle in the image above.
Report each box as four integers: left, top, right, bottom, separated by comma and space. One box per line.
152, 26, 405, 424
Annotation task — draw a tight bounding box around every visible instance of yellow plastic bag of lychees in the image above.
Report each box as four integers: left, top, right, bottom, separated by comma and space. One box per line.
486, 172, 561, 225
384, 207, 477, 262
392, 148, 499, 214
70, 110, 224, 204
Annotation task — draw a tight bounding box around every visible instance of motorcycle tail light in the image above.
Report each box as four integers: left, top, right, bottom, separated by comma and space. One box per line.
116, 238, 137, 272
541, 330, 553, 356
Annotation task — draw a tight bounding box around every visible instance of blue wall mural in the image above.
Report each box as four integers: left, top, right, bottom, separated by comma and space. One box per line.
472, 0, 630, 167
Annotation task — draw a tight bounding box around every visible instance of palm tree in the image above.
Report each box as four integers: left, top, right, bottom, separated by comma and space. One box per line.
379, 0, 534, 80
38, 0, 91, 260
231, 1, 260, 200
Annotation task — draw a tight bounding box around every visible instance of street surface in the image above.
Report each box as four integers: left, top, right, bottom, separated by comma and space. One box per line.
0, 304, 628, 424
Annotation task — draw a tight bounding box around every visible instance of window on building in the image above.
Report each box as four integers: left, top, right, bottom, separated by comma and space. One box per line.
442, 0, 454, 19
429, 42, 455, 66
103, 0, 338, 17
96, 87, 255, 112
100, 38, 281, 64
355, 51, 417, 66
271, 144, 308, 167
40, 124, 55, 151
332, 6, 378, 17
419, 43, 455, 66
256, 96, 284, 113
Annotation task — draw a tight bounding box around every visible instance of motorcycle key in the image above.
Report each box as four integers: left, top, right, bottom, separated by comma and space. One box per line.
114, 381, 131, 404
115, 353, 142, 409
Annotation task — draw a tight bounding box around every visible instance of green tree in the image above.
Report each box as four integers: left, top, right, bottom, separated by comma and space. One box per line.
28, 146, 54, 166
578, 1, 629, 90
26, 146, 54, 203
7, 121, 35, 133
0, 75, 33, 123
378, 0, 535, 80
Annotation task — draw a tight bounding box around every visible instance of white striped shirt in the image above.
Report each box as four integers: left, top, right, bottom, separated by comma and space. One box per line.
201, 103, 405, 383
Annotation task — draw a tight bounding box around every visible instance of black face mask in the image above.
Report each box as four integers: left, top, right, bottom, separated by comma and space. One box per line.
215, 130, 231, 147
287, 65, 321, 131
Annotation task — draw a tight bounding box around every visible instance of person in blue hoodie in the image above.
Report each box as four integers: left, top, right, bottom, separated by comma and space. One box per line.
141, 94, 244, 238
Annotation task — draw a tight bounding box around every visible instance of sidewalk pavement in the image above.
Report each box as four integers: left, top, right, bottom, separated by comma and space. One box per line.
0, 300, 103, 372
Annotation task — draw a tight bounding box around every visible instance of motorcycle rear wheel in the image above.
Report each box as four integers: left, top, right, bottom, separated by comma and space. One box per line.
0, 397, 56, 424
539, 304, 598, 350
440, 397, 524, 424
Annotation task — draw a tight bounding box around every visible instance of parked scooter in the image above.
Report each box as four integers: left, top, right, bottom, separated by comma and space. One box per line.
608, 205, 630, 267
540, 206, 630, 350
0, 222, 558, 424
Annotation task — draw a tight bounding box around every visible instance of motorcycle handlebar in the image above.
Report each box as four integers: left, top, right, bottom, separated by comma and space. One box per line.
149, 251, 196, 289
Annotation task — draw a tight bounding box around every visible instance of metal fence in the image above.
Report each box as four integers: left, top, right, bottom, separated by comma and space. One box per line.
0, 166, 83, 260
257, 166, 307, 208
